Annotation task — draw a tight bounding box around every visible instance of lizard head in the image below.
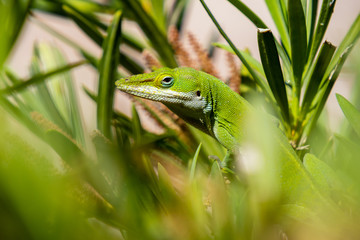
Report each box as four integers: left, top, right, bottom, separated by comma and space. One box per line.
115, 67, 207, 111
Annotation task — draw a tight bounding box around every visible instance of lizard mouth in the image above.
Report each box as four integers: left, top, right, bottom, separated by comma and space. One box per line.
117, 85, 193, 103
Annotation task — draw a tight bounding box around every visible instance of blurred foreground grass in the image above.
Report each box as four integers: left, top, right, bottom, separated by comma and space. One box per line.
0, 0, 360, 239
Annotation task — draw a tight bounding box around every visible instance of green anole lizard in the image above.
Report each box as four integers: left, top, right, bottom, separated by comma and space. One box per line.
116, 67, 338, 213
115, 67, 252, 152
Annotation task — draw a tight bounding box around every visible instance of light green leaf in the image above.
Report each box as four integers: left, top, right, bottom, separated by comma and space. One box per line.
303, 153, 341, 197
189, 143, 202, 181
336, 94, 360, 138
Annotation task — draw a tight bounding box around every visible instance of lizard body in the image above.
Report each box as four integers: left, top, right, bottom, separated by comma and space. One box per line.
115, 67, 252, 150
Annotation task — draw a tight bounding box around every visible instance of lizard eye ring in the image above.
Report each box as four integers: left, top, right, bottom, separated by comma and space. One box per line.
161, 76, 174, 87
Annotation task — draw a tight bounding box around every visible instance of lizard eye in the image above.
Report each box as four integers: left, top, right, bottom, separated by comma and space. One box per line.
161, 76, 174, 87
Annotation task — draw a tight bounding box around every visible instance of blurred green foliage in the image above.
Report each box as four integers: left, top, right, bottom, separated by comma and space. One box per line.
0, 0, 359, 239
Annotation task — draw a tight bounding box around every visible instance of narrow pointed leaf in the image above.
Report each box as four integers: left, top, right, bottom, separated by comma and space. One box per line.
302, 41, 336, 115
122, 0, 177, 67
213, 42, 265, 76
0, 0, 31, 68
97, 10, 122, 138
326, 14, 360, 78
0, 61, 85, 95
264, 0, 290, 53
336, 94, 360, 138
199, 0, 274, 104
258, 29, 289, 122
189, 143, 202, 181
308, 0, 336, 62
63, 5, 104, 46
131, 104, 143, 144
306, 0, 319, 46
227, 0, 267, 28
288, 0, 307, 93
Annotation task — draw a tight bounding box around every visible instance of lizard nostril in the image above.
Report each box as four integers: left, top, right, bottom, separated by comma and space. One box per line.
125, 78, 129, 82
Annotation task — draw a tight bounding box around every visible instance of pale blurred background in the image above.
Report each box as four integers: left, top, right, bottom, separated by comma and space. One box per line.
8, 0, 360, 131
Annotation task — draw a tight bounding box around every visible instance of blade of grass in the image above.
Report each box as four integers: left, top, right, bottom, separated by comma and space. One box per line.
97, 10, 123, 138
258, 29, 289, 123
198, 0, 274, 104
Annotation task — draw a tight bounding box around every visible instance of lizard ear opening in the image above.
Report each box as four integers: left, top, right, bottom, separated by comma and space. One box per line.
161, 76, 174, 88
196, 90, 201, 97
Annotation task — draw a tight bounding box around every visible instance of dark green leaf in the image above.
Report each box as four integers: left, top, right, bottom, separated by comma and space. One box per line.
301, 41, 336, 115
258, 29, 289, 122
308, 0, 336, 62
264, 0, 290, 53
122, 0, 177, 67
63, 4, 104, 46
97, 10, 123, 138
288, 0, 307, 95
199, 0, 274, 104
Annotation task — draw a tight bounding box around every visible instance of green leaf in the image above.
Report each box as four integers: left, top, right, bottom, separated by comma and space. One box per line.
306, 0, 318, 45
131, 104, 143, 145
303, 153, 340, 197
189, 143, 202, 181
0, 0, 32, 68
257, 29, 289, 122
336, 94, 360, 138
213, 42, 265, 76
302, 45, 354, 141
227, 0, 267, 28
122, 0, 177, 67
326, 14, 360, 78
63, 4, 104, 46
0, 61, 85, 96
264, 0, 290, 53
97, 10, 123, 138
199, 0, 274, 104
288, 0, 307, 95
301, 41, 336, 115
308, 0, 336, 62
